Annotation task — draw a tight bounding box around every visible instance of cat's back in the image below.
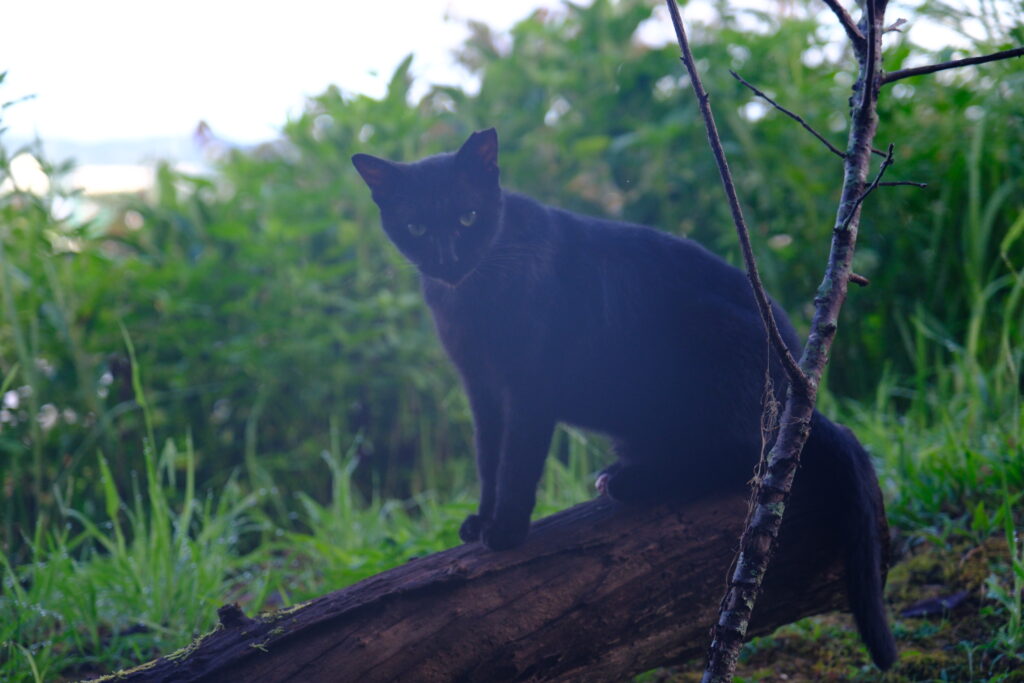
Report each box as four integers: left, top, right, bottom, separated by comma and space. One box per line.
538, 199, 802, 372
541, 201, 758, 316
449, 191, 798, 359
506, 197, 796, 438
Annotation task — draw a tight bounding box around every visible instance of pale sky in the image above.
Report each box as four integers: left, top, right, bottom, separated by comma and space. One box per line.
0, 0, 995, 148
0, 0, 564, 144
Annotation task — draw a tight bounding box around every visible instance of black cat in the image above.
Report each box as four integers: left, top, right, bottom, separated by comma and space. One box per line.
352, 128, 896, 669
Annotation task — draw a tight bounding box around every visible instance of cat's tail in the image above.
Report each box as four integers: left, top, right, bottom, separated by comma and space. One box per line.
806, 411, 897, 670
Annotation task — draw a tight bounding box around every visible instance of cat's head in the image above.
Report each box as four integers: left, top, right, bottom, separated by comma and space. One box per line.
352, 129, 503, 285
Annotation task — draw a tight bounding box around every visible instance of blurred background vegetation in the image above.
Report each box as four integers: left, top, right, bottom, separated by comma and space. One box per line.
1, 0, 1022, 680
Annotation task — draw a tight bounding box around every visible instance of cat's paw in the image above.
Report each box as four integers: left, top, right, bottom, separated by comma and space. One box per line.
480, 515, 530, 551
459, 514, 487, 543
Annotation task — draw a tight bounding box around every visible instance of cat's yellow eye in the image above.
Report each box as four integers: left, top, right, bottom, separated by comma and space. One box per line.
459, 211, 478, 227
407, 223, 426, 236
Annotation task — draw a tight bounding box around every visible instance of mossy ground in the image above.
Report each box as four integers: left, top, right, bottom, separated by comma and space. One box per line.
647, 536, 1023, 682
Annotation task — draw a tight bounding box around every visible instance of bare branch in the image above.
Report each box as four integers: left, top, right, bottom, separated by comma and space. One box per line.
664, 0, 808, 392
730, 67, 891, 169
849, 273, 870, 287
820, 0, 865, 49
882, 46, 1024, 84
879, 180, 927, 188
730, 70, 846, 159
840, 144, 895, 233
697, 0, 898, 679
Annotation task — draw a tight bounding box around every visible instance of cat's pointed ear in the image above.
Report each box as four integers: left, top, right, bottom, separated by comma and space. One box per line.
352, 154, 400, 198
456, 128, 499, 175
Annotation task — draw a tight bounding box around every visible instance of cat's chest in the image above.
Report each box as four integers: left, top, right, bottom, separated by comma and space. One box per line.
425, 280, 548, 372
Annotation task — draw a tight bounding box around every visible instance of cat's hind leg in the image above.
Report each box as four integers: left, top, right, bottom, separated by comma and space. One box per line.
599, 438, 747, 504
597, 461, 678, 503
593, 461, 662, 500
597, 439, 681, 503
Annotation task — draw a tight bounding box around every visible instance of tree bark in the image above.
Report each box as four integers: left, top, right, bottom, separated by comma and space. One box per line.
111, 475, 887, 682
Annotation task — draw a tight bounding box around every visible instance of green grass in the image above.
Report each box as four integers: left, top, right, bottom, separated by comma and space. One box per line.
4, 349, 1022, 682
0, 423, 603, 682
1, 441, 260, 681
0, 314, 605, 682
2, 243, 1021, 680
838, 252, 1024, 677
650, 348, 1024, 681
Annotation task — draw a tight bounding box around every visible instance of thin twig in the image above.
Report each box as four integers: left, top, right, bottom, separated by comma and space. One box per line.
880, 180, 927, 188
731, 64, 884, 169
849, 273, 870, 287
820, 0, 865, 49
882, 46, 1024, 84
730, 70, 845, 159
884, 18, 907, 33
839, 143, 895, 233
664, 0, 807, 392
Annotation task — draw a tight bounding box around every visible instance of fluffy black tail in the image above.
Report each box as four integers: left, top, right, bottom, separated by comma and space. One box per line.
806, 411, 897, 670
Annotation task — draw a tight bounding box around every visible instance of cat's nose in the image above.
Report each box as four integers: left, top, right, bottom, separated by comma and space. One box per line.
436, 236, 459, 265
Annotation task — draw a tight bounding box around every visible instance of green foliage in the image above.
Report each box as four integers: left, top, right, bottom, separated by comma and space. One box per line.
2, 0, 1021, 548
842, 222, 1024, 670
0, 422, 598, 681
1, 0, 1023, 679
0, 435, 262, 681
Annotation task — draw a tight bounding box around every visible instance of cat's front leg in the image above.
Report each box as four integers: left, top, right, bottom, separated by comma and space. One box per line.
459, 386, 503, 543
482, 401, 555, 551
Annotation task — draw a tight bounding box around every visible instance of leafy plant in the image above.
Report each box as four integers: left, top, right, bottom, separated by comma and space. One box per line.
1, 1, 1023, 677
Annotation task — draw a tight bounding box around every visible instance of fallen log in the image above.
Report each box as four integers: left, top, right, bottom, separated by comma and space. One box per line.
112, 477, 887, 682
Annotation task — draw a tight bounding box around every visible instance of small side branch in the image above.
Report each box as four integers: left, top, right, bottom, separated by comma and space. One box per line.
884, 18, 907, 34
879, 180, 927, 188
730, 70, 846, 159
839, 144, 895, 233
820, 0, 865, 50
882, 46, 1024, 84
664, 0, 807, 392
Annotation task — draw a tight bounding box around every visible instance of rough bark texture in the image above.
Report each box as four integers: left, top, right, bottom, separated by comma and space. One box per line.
109, 478, 887, 683
671, 0, 890, 677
